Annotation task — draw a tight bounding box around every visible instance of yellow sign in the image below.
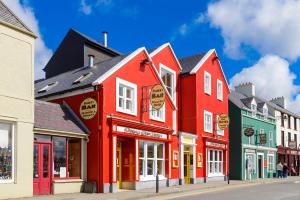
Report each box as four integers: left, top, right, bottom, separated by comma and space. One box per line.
79, 98, 97, 120
150, 84, 166, 110
218, 114, 230, 130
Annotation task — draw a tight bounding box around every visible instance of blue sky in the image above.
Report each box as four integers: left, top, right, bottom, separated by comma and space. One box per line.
4, 0, 300, 112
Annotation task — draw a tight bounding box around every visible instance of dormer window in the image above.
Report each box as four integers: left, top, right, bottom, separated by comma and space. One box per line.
38, 82, 58, 93
73, 72, 93, 84
251, 99, 257, 117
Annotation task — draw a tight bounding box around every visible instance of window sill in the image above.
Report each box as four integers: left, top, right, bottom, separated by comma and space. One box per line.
53, 179, 84, 183
139, 176, 166, 182
116, 108, 137, 116
150, 117, 165, 123
207, 173, 224, 177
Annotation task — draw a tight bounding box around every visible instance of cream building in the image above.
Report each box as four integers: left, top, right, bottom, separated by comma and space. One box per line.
0, 1, 36, 199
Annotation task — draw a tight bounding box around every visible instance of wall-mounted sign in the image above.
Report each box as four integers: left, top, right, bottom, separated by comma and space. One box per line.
206, 141, 226, 148
172, 150, 179, 168
116, 126, 167, 139
79, 97, 97, 120
259, 134, 267, 144
150, 84, 166, 110
197, 153, 203, 168
288, 141, 297, 149
244, 127, 254, 137
218, 114, 230, 130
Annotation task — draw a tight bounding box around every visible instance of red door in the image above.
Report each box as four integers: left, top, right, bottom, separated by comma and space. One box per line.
33, 143, 51, 195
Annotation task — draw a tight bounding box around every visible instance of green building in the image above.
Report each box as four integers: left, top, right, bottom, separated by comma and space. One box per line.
229, 83, 277, 180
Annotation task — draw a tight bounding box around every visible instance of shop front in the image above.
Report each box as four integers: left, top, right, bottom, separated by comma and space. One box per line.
109, 116, 173, 192
277, 147, 300, 176
203, 137, 228, 182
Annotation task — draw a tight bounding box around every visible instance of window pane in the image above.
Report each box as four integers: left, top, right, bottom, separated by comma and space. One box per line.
126, 100, 132, 111
68, 138, 81, 177
147, 160, 154, 176
139, 142, 144, 158
157, 144, 163, 159
33, 145, 39, 178
139, 159, 144, 176
147, 143, 154, 158
43, 145, 49, 178
119, 86, 124, 97
0, 123, 12, 181
118, 98, 124, 108
53, 137, 66, 178
126, 88, 132, 99
157, 160, 163, 175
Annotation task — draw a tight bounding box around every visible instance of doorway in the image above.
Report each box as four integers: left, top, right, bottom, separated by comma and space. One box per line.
117, 141, 122, 189
184, 147, 191, 184
258, 155, 263, 178
33, 143, 51, 195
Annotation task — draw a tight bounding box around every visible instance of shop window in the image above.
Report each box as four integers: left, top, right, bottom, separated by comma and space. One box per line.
204, 71, 211, 95
246, 154, 256, 174
204, 110, 213, 133
150, 104, 165, 122
217, 79, 223, 101
0, 122, 13, 183
116, 78, 137, 116
268, 155, 274, 172
53, 137, 81, 179
139, 141, 165, 180
207, 149, 223, 176
160, 64, 176, 101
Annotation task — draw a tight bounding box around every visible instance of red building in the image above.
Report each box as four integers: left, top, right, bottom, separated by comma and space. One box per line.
179, 49, 230, 183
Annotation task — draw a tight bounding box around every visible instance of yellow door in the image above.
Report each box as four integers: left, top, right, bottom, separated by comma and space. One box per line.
117, 142, 122, 189
184, 151, 190, 184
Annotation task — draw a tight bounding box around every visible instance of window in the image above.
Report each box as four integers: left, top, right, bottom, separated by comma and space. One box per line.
204, 71, 211, 95
251, 102, 257, 117
268, 155, 274, 172
295, 118, 297, 130
262, 105, 268, 119
0, 122, 13, 183
281, 113, 285, 127
53, 137, 81, 178
160, 64, 176, 101
139, 141, 165, 180
216, 115, 224, 136
217, 79, 223, 101
288, 132, 291, 142
269, 131, 273, 147
73, 72, 93, 84
295, 134, 298, 149
204, 110, 213, 133
288, 116, 291, 129
116, 78, 137, 116
150, 104, 165, 122
281, 131, 285, 146
207, 149, 223, 176
38, 82, 58, 93
246, 154, 256, 174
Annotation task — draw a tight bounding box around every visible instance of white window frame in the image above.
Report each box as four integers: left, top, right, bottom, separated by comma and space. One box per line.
216, 115, 224, 136
149, 104, 165, 122
217, 79, 223, 101
204, 71, 211, 95
116, 77, 137, 116
269, 131, 273, 147
139, 141, 165, 181
204, 110, 213, 133
0, 121, 15, 184
267, 154, 274, 173
160, 63, 176, 103
207, 149, 224, 177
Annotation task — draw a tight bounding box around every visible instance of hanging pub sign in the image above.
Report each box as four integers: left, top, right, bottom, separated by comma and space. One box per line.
244, 127, 254, 137
260, 134, 267, 144
288, 141, 297, 149
218, 114, 230, 130
150, 84, 166, 110
79, 97, 97, 120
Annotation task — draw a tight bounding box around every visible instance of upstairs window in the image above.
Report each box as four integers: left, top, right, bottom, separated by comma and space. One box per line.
262, 105, 268, 119
160, 64, 176, 101
269, 131, 273, 147
116, 78, 137, 116
73, 72, 92, 84
217, 79, 223, 101
288, 116, 291, 129
150, 105, 165, 122
204, 71, 211, 95
204, 110, 213, 133
294, 118, 297, 131
38, 82, 58, 93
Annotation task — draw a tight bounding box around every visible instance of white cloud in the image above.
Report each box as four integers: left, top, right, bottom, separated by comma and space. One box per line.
3, 0, 52, 80
206, 0, 300, 60
230, 55, 300, 113
179, 24, 188, 36
79, 0, 92, 15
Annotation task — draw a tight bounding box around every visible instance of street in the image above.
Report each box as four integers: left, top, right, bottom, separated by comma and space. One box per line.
174, 180, 300, 200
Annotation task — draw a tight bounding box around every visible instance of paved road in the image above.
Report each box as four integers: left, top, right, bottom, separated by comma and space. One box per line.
174, 180, 300, 200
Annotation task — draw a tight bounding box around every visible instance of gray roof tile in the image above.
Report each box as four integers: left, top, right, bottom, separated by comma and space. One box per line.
179, 53, 206, 74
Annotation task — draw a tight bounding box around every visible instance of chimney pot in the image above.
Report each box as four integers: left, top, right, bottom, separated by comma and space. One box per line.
102, 31, 108, 47
88, 54, 94, 67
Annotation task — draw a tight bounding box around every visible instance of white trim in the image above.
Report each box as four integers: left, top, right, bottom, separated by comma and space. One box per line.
217, 79, 223, 101
113, 136, 116, 182
136, 139, 139, 181
204, 71, 211, 95
149, 43, 182, 70
115, 77, 138, 116
204, 110, 213, 133
242, 144, 277, 151
160, 63, 177, 104
207, 149, 224, 177
169, 143, 171, 179
93, 47, 144, 85
267, 153, 275, 173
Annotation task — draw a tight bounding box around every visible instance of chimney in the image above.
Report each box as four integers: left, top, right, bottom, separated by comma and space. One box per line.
102, 31, 108, 47
235, 82, 255, 97
88, 54, 94, 67
270, 96, 287, 109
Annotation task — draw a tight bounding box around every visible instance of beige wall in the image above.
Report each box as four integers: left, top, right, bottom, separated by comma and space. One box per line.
0, 22, 35, 199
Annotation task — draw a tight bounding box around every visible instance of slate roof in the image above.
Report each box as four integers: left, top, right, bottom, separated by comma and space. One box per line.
0, 1, 32, 33
35, 54, 128, 98
34, 100, 89, 134
268, 100, 300, 118
179, 53, 206, 74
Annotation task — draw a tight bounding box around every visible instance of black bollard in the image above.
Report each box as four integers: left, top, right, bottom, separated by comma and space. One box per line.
156, 174, 159, 193
228, 175, 230, 184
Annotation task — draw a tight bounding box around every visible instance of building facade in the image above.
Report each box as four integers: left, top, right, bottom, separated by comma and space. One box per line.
269, 97, 300, 176
229, 83, 277, 180
0, 2, 36, 199
179, 49, 230, 183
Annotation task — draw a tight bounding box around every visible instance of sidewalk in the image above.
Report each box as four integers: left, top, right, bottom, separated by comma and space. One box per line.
11, 177, 300, 200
